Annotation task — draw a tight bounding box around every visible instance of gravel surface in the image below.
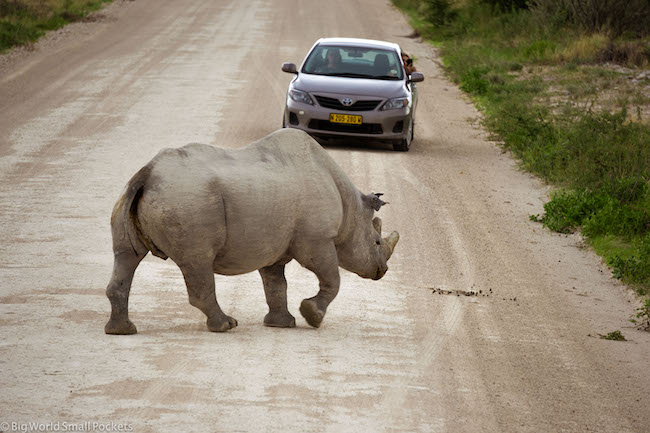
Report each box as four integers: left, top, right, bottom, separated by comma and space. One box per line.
1, 0, 649, 431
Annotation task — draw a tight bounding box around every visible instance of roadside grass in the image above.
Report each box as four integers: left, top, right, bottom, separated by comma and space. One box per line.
0, 0, 112, 52
631, 298, 650, 330
393, 0, 650, 298
599, 330, 626, 341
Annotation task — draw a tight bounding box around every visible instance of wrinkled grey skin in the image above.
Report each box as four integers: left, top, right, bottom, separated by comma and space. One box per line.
105, 129, 399, 334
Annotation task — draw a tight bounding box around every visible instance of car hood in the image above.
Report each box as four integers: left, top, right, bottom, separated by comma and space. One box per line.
292, 73, 407, 98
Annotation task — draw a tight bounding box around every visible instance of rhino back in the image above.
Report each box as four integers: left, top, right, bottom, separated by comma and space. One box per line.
136, 130, 349, 274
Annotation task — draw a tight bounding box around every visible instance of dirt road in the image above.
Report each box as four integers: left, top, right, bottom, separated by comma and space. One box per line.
1, 0, 648, 431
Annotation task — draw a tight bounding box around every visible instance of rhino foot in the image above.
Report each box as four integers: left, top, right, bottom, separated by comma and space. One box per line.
264, 311, 296, 328
105, 319, 137, 335
207, 315, 238, 333
299, 299, 325, 328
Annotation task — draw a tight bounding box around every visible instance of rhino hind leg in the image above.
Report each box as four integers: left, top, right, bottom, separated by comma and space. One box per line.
294, 241, 340, 328
260, 264, 296, 328
105, 250, 145, 335
180, 263, 237, 332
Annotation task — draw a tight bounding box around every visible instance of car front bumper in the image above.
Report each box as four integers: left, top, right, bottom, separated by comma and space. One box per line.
284, 96, 413, 142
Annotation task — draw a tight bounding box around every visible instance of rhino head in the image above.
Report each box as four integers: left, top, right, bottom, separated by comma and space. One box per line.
336, 193, 399, 280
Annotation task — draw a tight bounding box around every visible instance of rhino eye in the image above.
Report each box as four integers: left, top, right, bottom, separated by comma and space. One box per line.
375, 240, 381, 245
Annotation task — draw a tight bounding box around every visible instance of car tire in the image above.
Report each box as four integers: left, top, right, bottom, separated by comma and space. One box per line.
282, 113, 287, 128
393, 119, 413, 152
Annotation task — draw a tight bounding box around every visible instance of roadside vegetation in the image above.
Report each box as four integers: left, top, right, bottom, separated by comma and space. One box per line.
393, 0, 650, 308
0, 0, 112, 52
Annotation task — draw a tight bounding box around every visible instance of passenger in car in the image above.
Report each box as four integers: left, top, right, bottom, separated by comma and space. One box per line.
402, 52, 416, 75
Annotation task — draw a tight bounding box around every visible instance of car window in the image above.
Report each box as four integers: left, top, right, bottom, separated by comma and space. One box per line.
302, 45, 403, 80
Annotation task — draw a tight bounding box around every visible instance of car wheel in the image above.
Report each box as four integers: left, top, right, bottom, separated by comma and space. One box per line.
282, 113, 287, 128
393, 119, 413, 152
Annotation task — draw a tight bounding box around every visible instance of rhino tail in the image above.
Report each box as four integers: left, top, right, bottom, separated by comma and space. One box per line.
112, 164, 168, 260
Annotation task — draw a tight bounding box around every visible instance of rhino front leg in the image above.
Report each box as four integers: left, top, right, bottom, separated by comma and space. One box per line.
179, 263, 237, 332
294, 241, 340, 328
259, 264, 296, 328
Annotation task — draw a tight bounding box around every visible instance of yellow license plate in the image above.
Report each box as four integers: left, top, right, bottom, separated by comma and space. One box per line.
330, 113, 362, 125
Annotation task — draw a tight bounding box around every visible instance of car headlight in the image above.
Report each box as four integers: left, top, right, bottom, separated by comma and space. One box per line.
381, 97, 409, 111
288, 89, 314, 105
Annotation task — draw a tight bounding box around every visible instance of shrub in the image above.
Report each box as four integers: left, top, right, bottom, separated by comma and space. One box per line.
610, 234, 650, 287
530, 0, 650, 37
421, 0, 458, 27
600, 40, 650, 67
0, 0, 112, 51
460, 66, 490, 95
555, 33, 609, 63
481, 0, 528, 12
539, 189, 611, 233
630, 298, 650, 329
0, 20, 41, 47
524, 39, 557, 61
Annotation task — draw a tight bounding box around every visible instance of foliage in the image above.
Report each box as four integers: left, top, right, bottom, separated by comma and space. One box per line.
482, 0, 528, 12
599, 330, 626, 341
609, 235, 650, 291
630, 298, 650, 330
0, 0, 112, 51
421, 0, 458, 27
529, 0, 650, 37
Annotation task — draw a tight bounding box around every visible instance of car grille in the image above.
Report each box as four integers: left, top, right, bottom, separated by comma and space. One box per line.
314, 95, 381, 112
308, 119, 383, 135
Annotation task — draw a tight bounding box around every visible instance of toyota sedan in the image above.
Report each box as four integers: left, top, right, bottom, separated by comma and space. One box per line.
282, 38, 424, 151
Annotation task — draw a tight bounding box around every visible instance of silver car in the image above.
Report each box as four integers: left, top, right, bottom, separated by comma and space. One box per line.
282, 38, 424, 151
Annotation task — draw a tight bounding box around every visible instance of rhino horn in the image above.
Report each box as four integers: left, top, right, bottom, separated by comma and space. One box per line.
372, 217, 382, 234
384, 231, 399, 260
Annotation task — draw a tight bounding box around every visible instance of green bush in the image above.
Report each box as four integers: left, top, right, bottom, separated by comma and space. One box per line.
610, 234, 650, 288
604, 177, 649, 204
0, 19, 41, 47
0, 0, 112, 51
530, 0, 650, 37
460, 66, 490, 95
538, 189, 610, 233
524, 40, 556, 61
422, 0, 458, 27
482, 0, 528, 11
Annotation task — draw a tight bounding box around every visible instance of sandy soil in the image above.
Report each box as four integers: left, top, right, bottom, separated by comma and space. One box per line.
1, 0, 649, 432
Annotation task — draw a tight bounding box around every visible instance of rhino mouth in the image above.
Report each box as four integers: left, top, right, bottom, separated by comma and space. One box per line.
373, 266, 387, 280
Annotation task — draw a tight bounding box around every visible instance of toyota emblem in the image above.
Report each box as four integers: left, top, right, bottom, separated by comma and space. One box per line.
341, 98, 354, 106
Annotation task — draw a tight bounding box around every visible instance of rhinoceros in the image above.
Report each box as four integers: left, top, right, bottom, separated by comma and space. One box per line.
105, 129, 399, 334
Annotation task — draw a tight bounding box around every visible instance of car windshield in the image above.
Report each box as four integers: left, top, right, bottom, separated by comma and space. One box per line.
302, 45, 403, 80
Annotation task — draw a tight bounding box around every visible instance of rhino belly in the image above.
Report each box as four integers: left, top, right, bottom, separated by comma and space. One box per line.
211, 223, 294, 275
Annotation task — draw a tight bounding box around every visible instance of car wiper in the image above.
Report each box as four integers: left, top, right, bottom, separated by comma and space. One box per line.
372, 75, 401, 80
335, 73, 401, 80
326, 73, 376, 78
310, 72, 401, 80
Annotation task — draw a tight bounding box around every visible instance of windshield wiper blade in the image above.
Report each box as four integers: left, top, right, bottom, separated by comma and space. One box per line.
336, 73, 401, 80
311, 72, 401, 80
329, 73, 375, 78
373, 75, 401, 80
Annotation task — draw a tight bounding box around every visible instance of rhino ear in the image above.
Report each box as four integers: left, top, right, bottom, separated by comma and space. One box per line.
363, 193, 388, 211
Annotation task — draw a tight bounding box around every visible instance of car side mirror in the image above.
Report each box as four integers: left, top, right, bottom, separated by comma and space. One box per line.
409, 72, 424, 83
282, 62, 298, 74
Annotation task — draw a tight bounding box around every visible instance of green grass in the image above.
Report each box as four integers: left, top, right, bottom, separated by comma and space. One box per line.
630, 298, 650, 330
0, 0, 112, 52
394, 0, 650, 297
599, 330, 626, 341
